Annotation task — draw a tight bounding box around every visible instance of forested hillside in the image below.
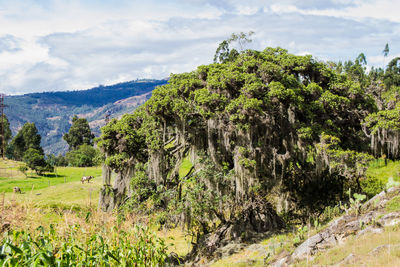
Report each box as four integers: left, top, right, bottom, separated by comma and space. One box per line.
97, 47, 400, 262
5, 79, 167, 155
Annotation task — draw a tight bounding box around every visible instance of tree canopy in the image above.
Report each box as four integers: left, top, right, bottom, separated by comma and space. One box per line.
0, 115, 11, 157
97, 46, 380, 236
11, 122, 42, 160
63, 116, 95, 150
23, 148, 53, 175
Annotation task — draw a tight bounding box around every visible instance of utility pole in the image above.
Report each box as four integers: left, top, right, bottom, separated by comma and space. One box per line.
0, 94, 7, 159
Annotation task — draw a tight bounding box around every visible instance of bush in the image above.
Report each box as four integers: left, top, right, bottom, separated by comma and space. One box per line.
55, 155, 68, 166
66, 144, 100, 167
46, 154, 69, 167
319, 205, 342, 224
360, 176, 385, 198
124, 163, 157, 212
23, 148, 52, 175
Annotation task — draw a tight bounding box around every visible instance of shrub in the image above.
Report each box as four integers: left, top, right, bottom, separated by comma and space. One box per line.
124, 163, 157, 212
23, 148, 53, 175
66, 144, 100, 167
360, 176, 385, 198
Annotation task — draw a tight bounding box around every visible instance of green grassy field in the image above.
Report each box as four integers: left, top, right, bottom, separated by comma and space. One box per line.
0, 159, 102, 209
179, 156, 193, 178
0, 159, 102, 194
0, 159, 192, 263
366, 159, 400, 183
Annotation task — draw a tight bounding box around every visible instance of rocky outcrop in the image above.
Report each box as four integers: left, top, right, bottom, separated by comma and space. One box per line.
271, 187, 400, 266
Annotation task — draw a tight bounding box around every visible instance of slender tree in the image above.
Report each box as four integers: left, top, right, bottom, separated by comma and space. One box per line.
63, 116, 95, 150
0, 115, 11, 158
214, 31, 255, 63
11, 122, 42, 160
383, 43, 390, 68
356, 53, 367, 65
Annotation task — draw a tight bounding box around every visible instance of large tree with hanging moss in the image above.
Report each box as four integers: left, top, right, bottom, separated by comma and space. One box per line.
97, 47, 377, 249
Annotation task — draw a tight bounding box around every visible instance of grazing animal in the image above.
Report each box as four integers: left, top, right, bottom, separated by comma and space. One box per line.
81, 176, 94, 184
13, 187, 21, 194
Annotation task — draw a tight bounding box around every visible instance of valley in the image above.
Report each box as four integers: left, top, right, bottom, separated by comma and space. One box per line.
5, 79, 167, 155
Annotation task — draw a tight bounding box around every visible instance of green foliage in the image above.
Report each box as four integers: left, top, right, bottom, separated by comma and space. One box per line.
383, 43, 390, 57
0, 115, 12, 156
360, 176, 385, 198
386, 177, 400, 189
11, 122, 42, 160
63, 116, 95, 150
46, 154, 69, 167
385, 195, 400, 212
175, 155, 232, 237
23, 148, 53, 175
126, 163, 156, 210
214, 31, 254, 63
349, 192, 366, 215
65, 144, 100, 167
384, 57, 400, 89
339, 189, 366, 215
293, 225, 308, 244
364, 102, 400, 160
319, 205, 342, 224
99, 45, 380, 228
0, 224, 169, 266
97, 111, 148, 169
365, 103, 400, 133
317, 134, 374, 185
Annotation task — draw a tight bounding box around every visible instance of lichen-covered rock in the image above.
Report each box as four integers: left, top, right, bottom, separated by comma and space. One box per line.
275, 187, 400, 265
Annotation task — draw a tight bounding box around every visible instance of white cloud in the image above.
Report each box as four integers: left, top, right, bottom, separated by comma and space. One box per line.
0, 0, 399, 94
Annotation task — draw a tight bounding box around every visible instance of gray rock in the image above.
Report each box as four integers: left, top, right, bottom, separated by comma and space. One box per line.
368, 244, 390, 256
378, 211, 400, 226
270, 255, 291, 267
217, 243, 243, 258
333, 253, 359, 266
357, 226, 383, 236
247, 244, 267, 254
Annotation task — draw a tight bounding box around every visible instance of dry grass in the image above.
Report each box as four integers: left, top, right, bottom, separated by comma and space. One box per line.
0, 198, 131, 236
0, 159, 25, 179
157, 227, 192, 256
0, 197, 191, 258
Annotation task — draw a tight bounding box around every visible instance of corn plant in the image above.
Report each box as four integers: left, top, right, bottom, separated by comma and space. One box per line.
0, 224, 169, 266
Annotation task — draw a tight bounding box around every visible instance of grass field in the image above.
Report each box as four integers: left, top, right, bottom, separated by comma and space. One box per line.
0, 159, 102, 209
0, 158, 192, 259
367, 159, 400, 183
0, 159, 102, 193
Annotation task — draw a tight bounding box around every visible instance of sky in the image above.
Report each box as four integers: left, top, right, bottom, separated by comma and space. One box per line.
0, 0, 399, 95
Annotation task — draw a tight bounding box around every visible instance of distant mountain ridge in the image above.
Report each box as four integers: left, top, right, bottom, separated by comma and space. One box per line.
5, 79, 167, 155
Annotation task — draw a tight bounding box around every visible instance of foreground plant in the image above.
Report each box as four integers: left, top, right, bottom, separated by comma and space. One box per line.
0, 224, 169, 266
